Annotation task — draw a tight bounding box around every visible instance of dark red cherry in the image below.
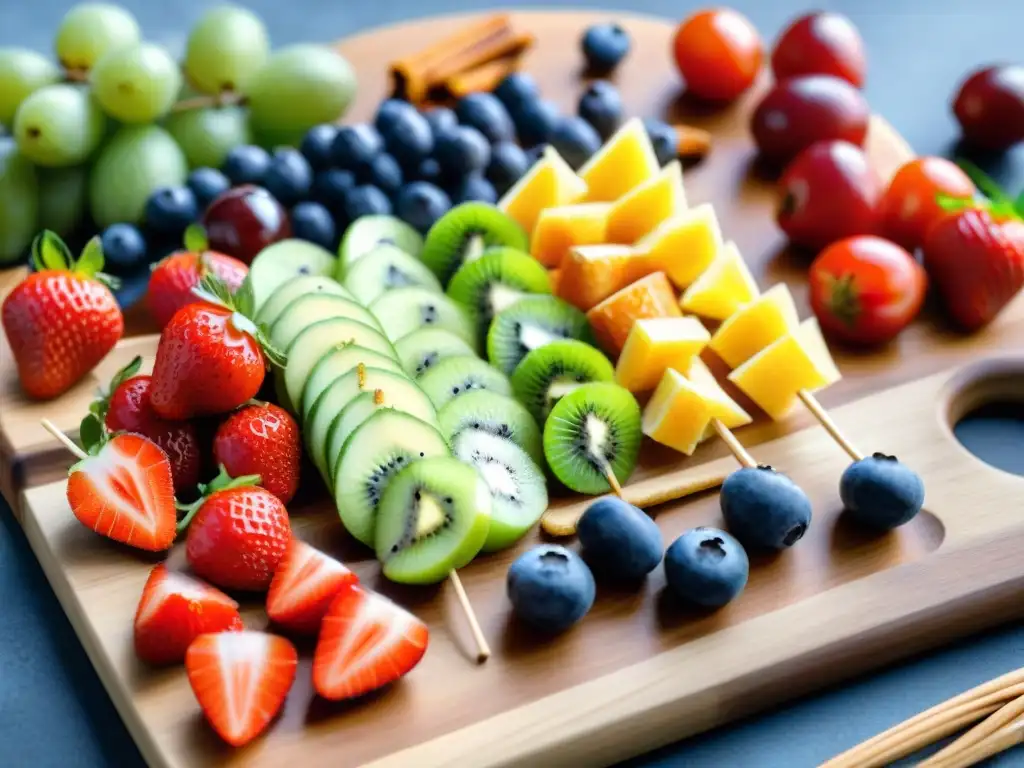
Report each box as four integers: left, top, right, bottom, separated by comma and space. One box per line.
201, 185, 291, 264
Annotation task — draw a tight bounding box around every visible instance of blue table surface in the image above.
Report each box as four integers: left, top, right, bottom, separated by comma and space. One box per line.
3, 1, 1024, 766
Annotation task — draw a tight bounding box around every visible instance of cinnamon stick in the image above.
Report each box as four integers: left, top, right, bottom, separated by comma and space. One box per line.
443, 51, 525, 100
675, 125, 713, 160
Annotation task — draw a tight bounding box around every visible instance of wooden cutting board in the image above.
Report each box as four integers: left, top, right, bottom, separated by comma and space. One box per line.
5, 10, 1024, 768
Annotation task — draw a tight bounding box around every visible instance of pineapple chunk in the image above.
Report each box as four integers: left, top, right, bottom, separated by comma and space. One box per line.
614, 316, 710, 393
642, 369, 716, 455
679, 241, 760, 320
498, 146, 587, 235
578, 117, 660, 203
605, 161, 688, 245
635, 203, 723, 288
682, 357, 753, 430
531, 203, 612, 267
709, 283, 800, 368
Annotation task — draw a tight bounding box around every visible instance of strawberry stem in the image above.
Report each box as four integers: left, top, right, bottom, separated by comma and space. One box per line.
175, 464, 262, 533
192, 274, 288, 370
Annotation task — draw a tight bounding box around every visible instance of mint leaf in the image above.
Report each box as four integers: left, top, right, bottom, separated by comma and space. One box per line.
77, 236, 105, 277
31, 230, 71, 272
956, 158, 1012, 205
184, 224, 208, 254
79, 414, 105, 455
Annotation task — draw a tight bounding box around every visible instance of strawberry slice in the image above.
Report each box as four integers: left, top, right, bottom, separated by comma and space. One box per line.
312, 583, 429, 701
185, 631, 297, 748
65, 433, 177, 551
266, 540, 359, 635
134, 564, 244, 665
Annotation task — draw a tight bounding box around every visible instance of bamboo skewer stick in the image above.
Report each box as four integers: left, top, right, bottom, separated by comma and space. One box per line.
41, 418, 87, 460
797, 390, 864, 462
921, 692, 1024, 767
931, 715, 1024, 768
711, 419, 757, 468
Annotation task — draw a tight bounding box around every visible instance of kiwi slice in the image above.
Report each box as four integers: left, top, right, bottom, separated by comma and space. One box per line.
452, 430, 547, 552
420, 202, 529, 286
302, 344, 404, 421
418, 355, 512, 410
333, 410, 450, 547
375, 457, 492, 584
369, 286, 475, 346
338, 215, 423, 275
395, 328, 478, 378
256, 274, 352, 327
543, 382, 642, 495
447, 247, 551, 348
510, 339, 615, 423
487, 296, 595, 376
270, 293, 383, 352
437, 390, 544, 468
343, 243, 443, 305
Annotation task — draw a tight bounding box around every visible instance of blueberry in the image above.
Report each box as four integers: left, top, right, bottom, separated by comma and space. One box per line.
582, 22, 631, 73
343, 184, 392, 221
550, 116, 602, 170
415, 157, 442, 184
364, 153, 404, 196
379, 106, 434, 168
507, 545, 595, 634
644, 118, 677, 166
577, 497, 663, 581
331, 124, 383, 173
100, 223, 147, 273
299, 124, 339, 171
455, 92, 516, 143
451, 174, 497, 204
664, 527, 749, 608
290, 201, 337, 250
261, 148, 313, 207
374, 98, 412, 135
424, 107, 458, 140
578, 81, 624, 139
434, 125, 491, 180
394, 181, 451, 234
839, 453, 925, 531
721, 465, 812, 551
513, 99, 560, 147
144, 186, 198, 237
222, 145, 271, 186
485, 141, 530, 195
523, 145, 546, 168
494, 72, 540, 114
186, 168, 230, 210
311, 169, 355, 216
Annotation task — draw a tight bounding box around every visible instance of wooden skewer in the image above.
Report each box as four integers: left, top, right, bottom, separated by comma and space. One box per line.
41, 418, 87, 460
921, 692, 1024, 767
448, 570, 490, 663
930, 714, 1024, 768
797, 390, 865, 462
711, 419, 757, 468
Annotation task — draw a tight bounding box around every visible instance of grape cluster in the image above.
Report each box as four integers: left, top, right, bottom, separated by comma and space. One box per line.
0, 3, 356, 270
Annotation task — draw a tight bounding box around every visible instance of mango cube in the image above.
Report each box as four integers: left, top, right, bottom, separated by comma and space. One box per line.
556, 244, 645, 311
614, 316, 710, 393
728, 318, 842, 421
499, 146, 587, 235
578, 117, 661, 203
679, 241, 760, 320
605, 161, 688, 245
586, 272, 682, 356
634, 203, 724, 289
681, 357, 752, 430
531, 203, 612, 267
709, 283, 800, 369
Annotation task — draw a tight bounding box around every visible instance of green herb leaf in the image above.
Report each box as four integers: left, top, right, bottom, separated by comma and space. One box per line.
935, 193, 978, 213
31, 230, 72, 273
1015, 190, 1024, 218
184, 224, 208, 254
77, 236, 105, 277
956, 158, 1012, 205
79, 413, 106, 455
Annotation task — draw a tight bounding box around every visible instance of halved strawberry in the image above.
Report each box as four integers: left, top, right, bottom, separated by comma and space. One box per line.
65, 433, 176, 551
134, 564, 244, 665
185, 631, 297, 748
266, 540, 359, 635
312, 583, 429, 701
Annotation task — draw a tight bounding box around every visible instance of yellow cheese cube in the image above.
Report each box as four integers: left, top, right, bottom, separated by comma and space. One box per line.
634, 203, 723, 288
498, 146, 587, 235
679, 241, 760, 320
681, 357, 753, 430
578, 117, 660, 203
642, 368, 715, 455
709, 283, 800, 368
605, 161, 688, 245
614, 316, 710, 393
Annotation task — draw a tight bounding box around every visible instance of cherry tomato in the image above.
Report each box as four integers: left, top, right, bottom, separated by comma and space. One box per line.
751, 75, 869, 164
809, 236, 927, 346
771, 12, 866, 88
777, 140, 883, 252
952, 65, 1024, 151
673, 9, 764, 102
878, 157, 976, 252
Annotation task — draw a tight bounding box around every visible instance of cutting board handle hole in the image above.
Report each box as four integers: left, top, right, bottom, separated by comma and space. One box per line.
944, 357, 1024, 477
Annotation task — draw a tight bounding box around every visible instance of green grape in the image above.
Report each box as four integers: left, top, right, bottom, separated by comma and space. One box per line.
89, 124, 187, 227
13, 84, 106, 167
0, 49, 62, 128
0, 139, 40, 265
246, 45, 356, 141
38, 165, 89, 237
91, 43, 181, 124
164, 105, 251, 168
184, 6, 270, 95
55, 3, 141, 73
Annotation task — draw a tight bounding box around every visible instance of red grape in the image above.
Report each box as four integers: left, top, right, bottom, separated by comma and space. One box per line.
771, 12, 866, 88
952, 65, 1024, 151
751, 75, 869, 164
777, 140, 882, 252
202, 185, 291, 264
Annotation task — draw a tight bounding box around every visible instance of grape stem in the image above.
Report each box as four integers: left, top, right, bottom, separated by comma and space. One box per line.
63, 68, 89, 83
170, 91, 246, 114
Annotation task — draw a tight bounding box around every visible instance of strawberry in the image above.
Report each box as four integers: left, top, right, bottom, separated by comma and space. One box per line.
148, 275, 285, 420
313, 583, 429, 701
924, 166, 1024, 332
2, 231, 123, 400
213, 403, 301, 504
185, 630, 297, 747
266, 540, 359, 635
133, 563, 243, 665
147, 235, 248, 330
65, 432, 177, 551
181, 467, 291, 591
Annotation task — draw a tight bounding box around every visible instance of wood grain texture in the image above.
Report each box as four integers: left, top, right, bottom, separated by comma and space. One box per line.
3, 9, 1024, 768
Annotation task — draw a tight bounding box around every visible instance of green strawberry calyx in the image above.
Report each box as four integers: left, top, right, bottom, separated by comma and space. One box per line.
31, 230, 122, 290
191, 273, 288, 370
936, 160, 1024, 221
78, 355, 145, 456
175, 464, 263, 533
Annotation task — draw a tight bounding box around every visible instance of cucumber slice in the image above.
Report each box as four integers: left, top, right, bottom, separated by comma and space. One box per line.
255, 274, 351, 328
338, 215, 423, 275
284, 318, 396, 413
369, 286, 476, 346
325, 375, 438, 480
395, 327, 478, 378
270, 293, 383, 353
343, 243, 442, 305
248, 239, 337, 311
302, 345, 404, 422
333, 410, 449, 547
